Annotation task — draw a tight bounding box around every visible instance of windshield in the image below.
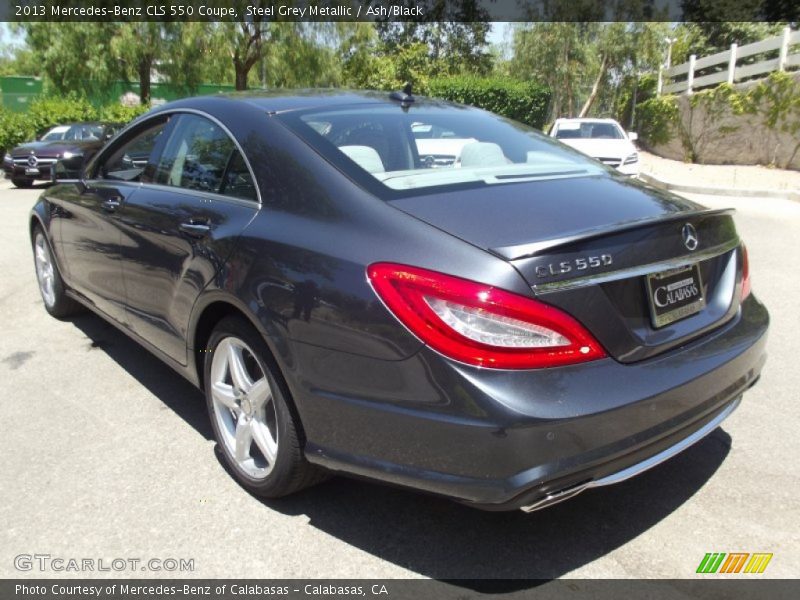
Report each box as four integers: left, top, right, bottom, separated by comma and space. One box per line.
41, 124, 106, 141
279, 104, 606, 196
554, 121, 625, 140
41, 126, 70, 141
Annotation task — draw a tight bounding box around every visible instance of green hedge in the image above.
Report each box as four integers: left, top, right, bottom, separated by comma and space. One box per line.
0, 109, 33, 159
0, 97, 151, 157
426, 76, 551, 130
636, 96, 681, 148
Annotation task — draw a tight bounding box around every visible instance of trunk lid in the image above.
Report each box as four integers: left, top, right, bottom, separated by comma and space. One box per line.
390, 176, 742, 363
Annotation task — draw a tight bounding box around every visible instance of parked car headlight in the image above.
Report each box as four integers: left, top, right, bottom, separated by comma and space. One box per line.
623, 152, 639, 165
3, 153, 11, 164
61, 151, 82, 160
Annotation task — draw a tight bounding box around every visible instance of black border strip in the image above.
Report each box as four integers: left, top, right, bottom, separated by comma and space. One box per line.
1, 1, 797, 23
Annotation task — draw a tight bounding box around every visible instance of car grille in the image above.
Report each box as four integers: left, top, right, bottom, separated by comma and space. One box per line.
597, 157, 622, 168
13, 157, 58, 167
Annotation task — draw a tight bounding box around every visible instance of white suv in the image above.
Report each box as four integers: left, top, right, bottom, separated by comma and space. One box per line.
549, 118, 639, 176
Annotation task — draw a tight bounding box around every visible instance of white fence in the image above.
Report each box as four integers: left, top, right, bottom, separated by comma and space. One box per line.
658, 26, 800, 95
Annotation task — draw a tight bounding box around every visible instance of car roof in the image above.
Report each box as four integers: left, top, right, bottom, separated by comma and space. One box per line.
49, 121, 113, 127
158, 89, 463, 115
554, 118, 621, 125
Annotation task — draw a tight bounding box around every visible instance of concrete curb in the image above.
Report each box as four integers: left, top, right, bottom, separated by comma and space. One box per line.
639, 172, 800, 202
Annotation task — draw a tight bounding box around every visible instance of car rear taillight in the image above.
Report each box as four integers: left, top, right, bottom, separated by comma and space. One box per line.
367, 263, 606, 369
741, 244, 751, 300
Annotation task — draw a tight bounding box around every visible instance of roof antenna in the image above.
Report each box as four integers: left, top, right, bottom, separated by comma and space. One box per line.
390, 82, 415, 107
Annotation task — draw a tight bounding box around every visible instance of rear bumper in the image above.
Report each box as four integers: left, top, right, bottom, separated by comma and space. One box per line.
296, 295, 768, 510
517, 394, 743, 511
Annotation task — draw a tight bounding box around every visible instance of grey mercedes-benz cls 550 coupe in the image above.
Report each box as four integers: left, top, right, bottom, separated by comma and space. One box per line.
30, 90, 768, 511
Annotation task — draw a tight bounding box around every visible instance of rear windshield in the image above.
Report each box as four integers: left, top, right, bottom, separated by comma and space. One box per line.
278, 104, 606, 197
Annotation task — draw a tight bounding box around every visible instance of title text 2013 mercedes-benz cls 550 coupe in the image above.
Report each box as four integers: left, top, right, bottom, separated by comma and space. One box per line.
30, 91, 768, 511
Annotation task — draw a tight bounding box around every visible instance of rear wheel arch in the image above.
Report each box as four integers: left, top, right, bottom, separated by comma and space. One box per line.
29, 214, 45, 243
190, 298, 307, 443
192, 300, 249, 387
30, 212, 64, 277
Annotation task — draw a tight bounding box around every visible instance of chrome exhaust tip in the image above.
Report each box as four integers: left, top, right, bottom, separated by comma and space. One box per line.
520, 482, 590, 513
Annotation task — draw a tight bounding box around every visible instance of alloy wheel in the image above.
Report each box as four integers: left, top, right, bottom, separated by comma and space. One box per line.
209, 337, 279, 479
34, 233, 56, 308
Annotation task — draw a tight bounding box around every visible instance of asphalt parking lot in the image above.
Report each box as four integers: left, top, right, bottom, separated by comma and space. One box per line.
0, 179, 798, 580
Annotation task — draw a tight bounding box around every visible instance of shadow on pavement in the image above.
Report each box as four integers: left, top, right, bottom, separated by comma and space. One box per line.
70, 312, 732, 584
261, 426, 732, 583
70, 313, 212, 440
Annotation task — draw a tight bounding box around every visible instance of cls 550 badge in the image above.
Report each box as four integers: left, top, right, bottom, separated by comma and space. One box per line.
536, 254, 613, 278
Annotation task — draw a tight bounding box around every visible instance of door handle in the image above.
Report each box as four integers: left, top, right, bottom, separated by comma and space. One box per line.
102, 197, 122, 212
179, 220, 212, 238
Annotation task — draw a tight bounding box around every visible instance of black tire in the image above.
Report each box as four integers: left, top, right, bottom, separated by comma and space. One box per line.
31, 225, 83, 319
204, 316, 326, 498
12, 177, 34, 188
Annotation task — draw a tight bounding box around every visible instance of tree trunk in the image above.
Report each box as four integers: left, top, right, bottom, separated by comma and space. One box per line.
548, 92, 562, 125
234, 62, 248, 91
138, 57, 151, 105
579, 53, 608, 118
567, 83, 574, 118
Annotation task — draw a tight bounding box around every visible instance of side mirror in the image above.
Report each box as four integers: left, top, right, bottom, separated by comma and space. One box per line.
50, 155, 87, 185
628, 131, 638, 141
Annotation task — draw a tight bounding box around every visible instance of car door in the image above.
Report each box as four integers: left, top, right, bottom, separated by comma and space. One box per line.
116, 112, 259, 366
55, 117, 169, 325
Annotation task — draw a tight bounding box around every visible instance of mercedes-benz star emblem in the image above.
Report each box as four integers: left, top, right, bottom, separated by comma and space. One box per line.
27, 155, 38, 167
682, 223, 699, 251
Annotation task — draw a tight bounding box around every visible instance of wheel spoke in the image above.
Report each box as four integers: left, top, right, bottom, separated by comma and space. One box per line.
35, 237, 56, 306
234, 415, 253, 463
249, 377, 272, 410
211, 381, 238, 411
210, 335, 278, 479
251, 421, 278, 463
227, 343, 253, 392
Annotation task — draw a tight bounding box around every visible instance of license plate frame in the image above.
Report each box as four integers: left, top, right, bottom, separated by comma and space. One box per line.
25, 167, 40, 175
645, 263, 705, 328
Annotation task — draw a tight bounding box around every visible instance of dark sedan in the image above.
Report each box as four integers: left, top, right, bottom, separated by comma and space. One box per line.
4, 122, 119, 187
29, 91, 768, 511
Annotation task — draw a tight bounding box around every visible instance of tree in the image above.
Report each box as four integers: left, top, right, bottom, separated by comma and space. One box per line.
511, 23, 595, 121
209, 0, 284, 92
375, 0, 492, 76
580, 22, 670, 118
339, 23, 380, 88
578, 23, 628, 117
229, 21, 266, 91
110, 23, 172, 104
19, 23, 120, 97
510, 21, 671, 123
261, 23, 342, 88
155, 23, 213, 96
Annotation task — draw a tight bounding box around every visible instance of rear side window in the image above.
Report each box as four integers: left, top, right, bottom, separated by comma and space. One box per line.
153, 114, 256, 201
219, 151, 257, 201
155, 114, 234, 192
